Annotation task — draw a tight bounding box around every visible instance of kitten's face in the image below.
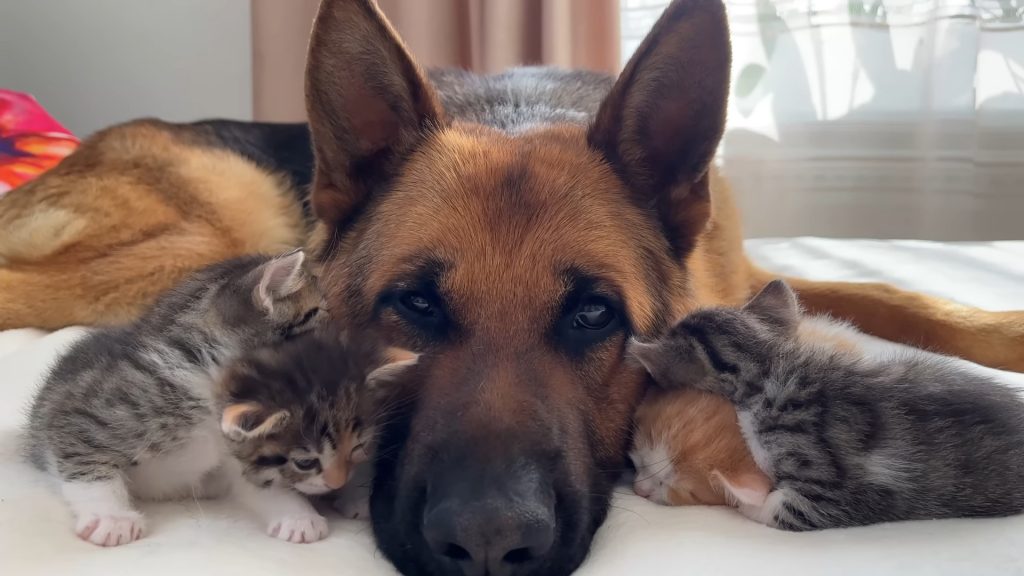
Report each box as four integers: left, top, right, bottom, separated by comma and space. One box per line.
227, 397, 371, 495
217, 333, 418, 495
629, 389, 750, 507
630, 280, 801, 390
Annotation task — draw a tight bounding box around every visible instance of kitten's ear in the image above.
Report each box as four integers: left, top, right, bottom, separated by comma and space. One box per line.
628, 338, 669, 374
743, 279, 800, 333
221, 402, 290, 441
366, 347, 420, 390
255, 250, 307, 311
628, 337, 708, 389
712, 469, 772, 508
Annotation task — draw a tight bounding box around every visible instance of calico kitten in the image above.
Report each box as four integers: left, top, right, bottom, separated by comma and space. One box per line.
217, 332, 417, 512
25, 250, 329, 546
630, 279, 1024, 531
630, 387, 770, 507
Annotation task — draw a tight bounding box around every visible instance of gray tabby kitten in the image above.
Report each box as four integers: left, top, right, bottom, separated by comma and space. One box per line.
630, 279, 1024, 531
25, 249, 328, 547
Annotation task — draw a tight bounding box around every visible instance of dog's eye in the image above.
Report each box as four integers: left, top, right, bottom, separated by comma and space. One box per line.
573, 298, 615, 330
393, 289, 448, 336
292, 457, 321, 472
399, 292, 435, 317
555, 292, 623, 356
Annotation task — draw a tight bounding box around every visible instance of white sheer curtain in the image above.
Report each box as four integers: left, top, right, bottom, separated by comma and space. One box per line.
622, 1, 1024, 240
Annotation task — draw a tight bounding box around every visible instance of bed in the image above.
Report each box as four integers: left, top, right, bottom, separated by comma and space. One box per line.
2, 237, 1023, 576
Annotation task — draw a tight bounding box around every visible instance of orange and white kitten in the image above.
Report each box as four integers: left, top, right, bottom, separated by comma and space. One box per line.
626, 309, 876, 506
629, 303, 923, 512
630, 388, 771, 507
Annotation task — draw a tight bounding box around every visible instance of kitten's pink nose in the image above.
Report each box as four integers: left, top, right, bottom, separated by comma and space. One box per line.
633, 482, 652, 498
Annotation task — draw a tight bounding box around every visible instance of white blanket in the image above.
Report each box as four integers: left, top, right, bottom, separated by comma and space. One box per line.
2, 237, 1023, 576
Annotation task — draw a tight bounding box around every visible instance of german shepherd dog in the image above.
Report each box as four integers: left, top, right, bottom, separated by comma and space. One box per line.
2, 1, 1022, 574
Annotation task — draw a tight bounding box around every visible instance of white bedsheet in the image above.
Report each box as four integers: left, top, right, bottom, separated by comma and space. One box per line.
2, 237, 1023, 576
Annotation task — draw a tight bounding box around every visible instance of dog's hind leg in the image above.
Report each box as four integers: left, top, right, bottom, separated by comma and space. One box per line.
748, 266, 1024, 372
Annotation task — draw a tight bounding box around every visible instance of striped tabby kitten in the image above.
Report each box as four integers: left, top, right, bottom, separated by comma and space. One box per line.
631, 279, 1024, 531
25, 250, 330, 546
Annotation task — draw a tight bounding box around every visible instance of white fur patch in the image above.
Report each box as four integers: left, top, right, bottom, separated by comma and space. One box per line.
736, 488, 788, 527
128, 419, 225, 500
737, 410, 773, 477
61, 478, 145, 546
629, 443, 676, 505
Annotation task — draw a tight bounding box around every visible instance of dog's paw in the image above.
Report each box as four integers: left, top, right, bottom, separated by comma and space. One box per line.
75, 512, 145, 546
267, 514, 329, 543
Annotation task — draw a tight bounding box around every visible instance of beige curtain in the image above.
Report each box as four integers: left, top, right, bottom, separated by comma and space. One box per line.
252, 0, 620, 122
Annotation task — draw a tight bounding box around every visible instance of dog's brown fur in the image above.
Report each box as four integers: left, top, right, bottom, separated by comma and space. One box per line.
0, 120, 305, 329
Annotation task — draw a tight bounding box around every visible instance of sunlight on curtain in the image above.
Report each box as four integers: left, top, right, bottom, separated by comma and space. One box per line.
621, 1, 1024, 240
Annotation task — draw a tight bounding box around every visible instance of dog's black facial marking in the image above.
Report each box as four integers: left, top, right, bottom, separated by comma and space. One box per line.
551, 268, 627, 358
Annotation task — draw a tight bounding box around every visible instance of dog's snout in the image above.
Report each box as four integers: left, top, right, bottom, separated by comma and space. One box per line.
423, 500, 555, 576
422, 465, 556, 576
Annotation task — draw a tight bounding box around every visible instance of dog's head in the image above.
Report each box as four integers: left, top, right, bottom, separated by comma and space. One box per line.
306, 1, 730, 574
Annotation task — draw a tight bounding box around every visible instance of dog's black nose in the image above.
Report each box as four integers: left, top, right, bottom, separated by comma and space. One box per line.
422, 464, 556, 576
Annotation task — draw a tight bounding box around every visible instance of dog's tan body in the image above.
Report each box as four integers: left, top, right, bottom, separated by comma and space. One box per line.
0, 120, 305, 329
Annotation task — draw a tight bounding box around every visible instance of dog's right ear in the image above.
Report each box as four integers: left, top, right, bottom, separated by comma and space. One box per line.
305, 0, 444, 228
588, 0, 731, 260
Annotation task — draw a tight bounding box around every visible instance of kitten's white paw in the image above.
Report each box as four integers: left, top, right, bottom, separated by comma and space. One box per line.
737, 489, 787, 528
334, 493, 370, 520
737, 502, 770, 525
75, 512, 145, 546
267, 514, 328, 543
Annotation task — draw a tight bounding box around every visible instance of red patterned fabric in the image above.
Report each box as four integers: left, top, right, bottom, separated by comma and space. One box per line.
0, 90, 78, 195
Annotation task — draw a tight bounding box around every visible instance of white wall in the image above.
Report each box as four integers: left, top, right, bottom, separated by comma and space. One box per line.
0, 0, 253, 137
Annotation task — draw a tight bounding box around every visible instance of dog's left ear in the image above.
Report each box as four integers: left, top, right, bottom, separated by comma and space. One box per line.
305, 0, 444, 228
588, 0, 731, 258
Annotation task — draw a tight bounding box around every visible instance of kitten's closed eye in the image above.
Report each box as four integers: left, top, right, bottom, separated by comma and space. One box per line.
292, 457, 321, 472
350, 443, 368, 464
255, 455, 288, 467
281, 307, 322, 339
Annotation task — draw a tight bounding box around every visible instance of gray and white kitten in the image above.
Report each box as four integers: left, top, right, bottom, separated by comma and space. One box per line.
25, 250, 330, 546
631, 279, 1024, 531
